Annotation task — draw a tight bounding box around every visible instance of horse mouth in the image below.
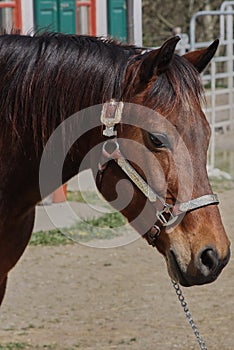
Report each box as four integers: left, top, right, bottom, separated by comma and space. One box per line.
168, 250, 191, 287
168, 248, 230, 287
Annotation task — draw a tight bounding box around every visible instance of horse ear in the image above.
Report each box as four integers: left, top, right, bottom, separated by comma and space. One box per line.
183, 39, 219, 73
140, 36, 180, 82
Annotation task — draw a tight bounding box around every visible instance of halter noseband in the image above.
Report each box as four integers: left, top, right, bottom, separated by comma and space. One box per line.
97, 100, 219, 246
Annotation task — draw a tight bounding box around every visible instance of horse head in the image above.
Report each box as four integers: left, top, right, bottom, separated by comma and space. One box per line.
96, 37, 230, 287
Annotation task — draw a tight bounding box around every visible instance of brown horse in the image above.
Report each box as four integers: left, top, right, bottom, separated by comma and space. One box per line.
0, 33, 230, 307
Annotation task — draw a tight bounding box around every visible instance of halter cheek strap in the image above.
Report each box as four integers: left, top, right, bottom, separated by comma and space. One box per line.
97, 100, 219, 246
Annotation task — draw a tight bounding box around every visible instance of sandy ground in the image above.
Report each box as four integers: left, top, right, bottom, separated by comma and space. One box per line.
0, 188, 233, 350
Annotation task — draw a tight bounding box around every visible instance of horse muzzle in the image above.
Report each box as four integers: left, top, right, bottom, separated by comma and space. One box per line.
167, 245, 231, 287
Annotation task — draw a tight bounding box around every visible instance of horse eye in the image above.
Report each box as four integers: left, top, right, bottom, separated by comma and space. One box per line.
149, 133, 170, 149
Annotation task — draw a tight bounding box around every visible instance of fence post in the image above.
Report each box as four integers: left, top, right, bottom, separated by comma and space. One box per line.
226, 5, 234, 130
209, 59, 216, 172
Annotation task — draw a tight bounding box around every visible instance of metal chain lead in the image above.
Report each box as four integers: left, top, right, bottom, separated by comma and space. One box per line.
172, 280, 208, 350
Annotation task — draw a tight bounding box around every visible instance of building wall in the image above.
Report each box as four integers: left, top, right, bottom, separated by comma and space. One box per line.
96, 0, 108, 37
133, 0, 142, 46
20, 0, 142, 46
96, 0, 142, 45
21, 0, 34, 34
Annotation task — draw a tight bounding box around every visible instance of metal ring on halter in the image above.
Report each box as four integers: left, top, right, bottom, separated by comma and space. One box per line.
102, 139, 120, 157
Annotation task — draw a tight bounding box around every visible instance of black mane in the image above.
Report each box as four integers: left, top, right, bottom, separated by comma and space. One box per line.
0, 32, 204, 148
0, 33, 139, 146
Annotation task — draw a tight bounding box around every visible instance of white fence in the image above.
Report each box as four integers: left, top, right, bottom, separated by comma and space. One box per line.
180, 1, 234, 174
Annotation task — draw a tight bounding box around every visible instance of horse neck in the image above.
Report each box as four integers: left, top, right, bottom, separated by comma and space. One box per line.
0, 35, 137, 207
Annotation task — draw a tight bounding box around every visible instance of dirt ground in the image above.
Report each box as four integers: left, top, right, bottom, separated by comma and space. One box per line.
0, 189, 233, 350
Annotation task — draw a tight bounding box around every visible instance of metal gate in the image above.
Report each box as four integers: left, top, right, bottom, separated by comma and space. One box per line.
189, 1, 234, 175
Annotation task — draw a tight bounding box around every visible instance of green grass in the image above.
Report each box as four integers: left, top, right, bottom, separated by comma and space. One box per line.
0, 344, 28, 350
67, 190, 110, 208
32, 189, 127, 246
65, 211, 127, 242
30, 212, 127, 246
85, 211, 126, 228
30, 229, 71, 246
67, 190, 95, 203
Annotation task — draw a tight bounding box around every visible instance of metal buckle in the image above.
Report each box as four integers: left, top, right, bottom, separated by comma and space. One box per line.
147, 225, 161, 246
156, 205, 178, 227
101, 99, 123, 137
156, 210, 169, 225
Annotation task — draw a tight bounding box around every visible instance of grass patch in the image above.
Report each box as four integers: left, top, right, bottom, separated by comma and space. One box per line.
86, 211, 126, 228
30, 229, 72, 246
30, 212, 127, 246
67, 190, 110, 208
0, 344, 28, 350
66, 212, 127, 242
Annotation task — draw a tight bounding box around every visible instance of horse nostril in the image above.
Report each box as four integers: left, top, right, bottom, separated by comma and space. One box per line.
198, 248, 218, 276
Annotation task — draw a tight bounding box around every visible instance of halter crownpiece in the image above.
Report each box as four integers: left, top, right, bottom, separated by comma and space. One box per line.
98, 100, 220, 246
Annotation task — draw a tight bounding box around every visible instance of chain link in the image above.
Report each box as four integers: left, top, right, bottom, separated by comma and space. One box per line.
172, 280, 208, 350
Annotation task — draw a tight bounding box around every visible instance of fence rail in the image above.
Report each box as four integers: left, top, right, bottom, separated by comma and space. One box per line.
181, 2, 234, 174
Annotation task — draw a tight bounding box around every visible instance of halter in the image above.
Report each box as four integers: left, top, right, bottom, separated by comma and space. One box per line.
97, 100, 219, 246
